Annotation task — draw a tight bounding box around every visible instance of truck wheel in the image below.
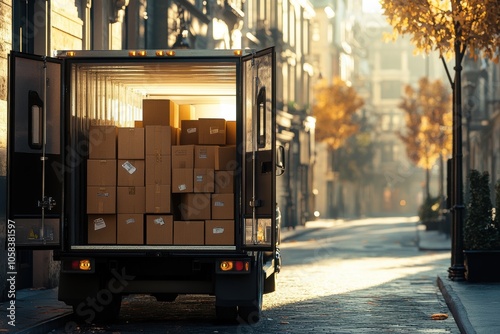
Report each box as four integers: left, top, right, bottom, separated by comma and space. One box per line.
215, 305, 238, 323
238, 254, 264, 324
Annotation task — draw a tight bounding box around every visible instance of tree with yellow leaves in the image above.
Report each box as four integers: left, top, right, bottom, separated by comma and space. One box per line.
313, 77, 365, 218
398, 78, 452, 198
313, 77, 364, 150
380, 0, 500, 279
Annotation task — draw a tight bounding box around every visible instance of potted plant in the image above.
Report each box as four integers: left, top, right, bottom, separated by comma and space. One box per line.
463, 169, 500, 282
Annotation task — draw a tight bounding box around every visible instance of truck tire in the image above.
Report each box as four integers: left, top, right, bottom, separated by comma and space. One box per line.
238, 254, 264, 324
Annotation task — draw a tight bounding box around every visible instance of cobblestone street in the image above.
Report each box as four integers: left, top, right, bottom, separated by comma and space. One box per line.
49, 217, 460, 333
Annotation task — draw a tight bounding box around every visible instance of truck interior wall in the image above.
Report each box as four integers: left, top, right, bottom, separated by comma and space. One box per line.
65, 60, 240, 247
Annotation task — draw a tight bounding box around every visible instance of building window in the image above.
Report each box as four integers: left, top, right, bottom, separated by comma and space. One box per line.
312, 22, 320, 42
381, 143, 395, 162
289, 4, 295, 47
380, 49, 401, 70
381, 113, 392, 131
381, 80, 402, 99
408, 55, 426, 76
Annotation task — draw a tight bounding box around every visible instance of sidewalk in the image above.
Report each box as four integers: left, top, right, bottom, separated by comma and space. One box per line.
1, 220, 499, 333
0, 287, 73, 333
421, 226, 500, 334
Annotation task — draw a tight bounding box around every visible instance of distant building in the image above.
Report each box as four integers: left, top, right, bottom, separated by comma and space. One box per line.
311, 0, 450, 218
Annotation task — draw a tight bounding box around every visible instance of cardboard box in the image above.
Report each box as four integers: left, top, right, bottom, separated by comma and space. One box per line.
88, 126, 117, 159
214, 171, 234, 193
118, 127, 145, 159
205, 220, 235, 245
179, 104, 195, 122
145, 126, 174, 155
180, 120, 199, 145
194, 145, 216, 168
194, 168, 214, 193
88, 215, 116, 244
172, 168, 193, 193
146, 215, 173, 245
173, 221, 204, 245
134, 121, 144, 128
117, 186, 145, 213
117, 214, 144, 244
143, 99, 179, 127
198, 118, 226, 145
178, 193, 211, 220
215, 146, 237, 170
87, 160, 116, 186
226, 120, 236, 145
211, 194, 234, 219
146, 184, 171, 213
145, 154, 171, 185
117, 160, 145, 186
172, 145, 194, 168
87, 186, 116, 214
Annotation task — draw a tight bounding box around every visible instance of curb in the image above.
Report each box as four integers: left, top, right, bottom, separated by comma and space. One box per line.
16, 312, 74, 334
437, 276, 476, 334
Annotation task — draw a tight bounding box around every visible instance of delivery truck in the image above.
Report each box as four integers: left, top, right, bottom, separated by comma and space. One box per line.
7, 47, 283, 324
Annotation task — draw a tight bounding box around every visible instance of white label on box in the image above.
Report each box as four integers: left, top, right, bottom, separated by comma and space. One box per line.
209, 127, 219, 134
199, 153, 207, 159
214, 201, 225, 207
187, 127, 197, 134
154, 217, 165, 225
196, 175, 203, 182
97, 192, 109, 197
122, 161, 137, 174
178, 184, 187, 191
94, 218, 106, 231
213, 227, 225, 234
126, 218, 136, 224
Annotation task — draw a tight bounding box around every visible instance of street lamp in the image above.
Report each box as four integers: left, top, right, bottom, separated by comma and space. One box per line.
448, 4, 465, 279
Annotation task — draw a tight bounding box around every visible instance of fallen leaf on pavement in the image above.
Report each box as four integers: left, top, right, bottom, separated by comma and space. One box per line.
431, 313, 448, 320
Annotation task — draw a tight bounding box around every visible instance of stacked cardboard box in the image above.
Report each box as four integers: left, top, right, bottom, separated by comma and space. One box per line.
117, 127, 145, 244
87, 126, 117, 244
172, 117, 237, 246
85, 101, 238, 247
142, 100, 179, 245
145, 126, 173, 213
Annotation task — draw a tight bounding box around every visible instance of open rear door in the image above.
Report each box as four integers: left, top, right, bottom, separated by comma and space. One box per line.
7, 52, 63, 248
242, 47, 276, 250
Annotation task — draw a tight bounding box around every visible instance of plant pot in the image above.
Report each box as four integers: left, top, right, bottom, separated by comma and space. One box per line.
422, 218, 442, 231
463, 250, 500, 282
